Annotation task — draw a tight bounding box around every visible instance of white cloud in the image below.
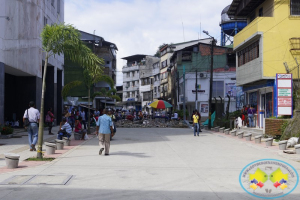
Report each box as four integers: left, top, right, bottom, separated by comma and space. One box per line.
65, 0, 232, 85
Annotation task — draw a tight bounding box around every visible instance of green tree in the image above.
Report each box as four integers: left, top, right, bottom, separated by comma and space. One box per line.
92, 88, 121, 108
62, 68, 114, 134
38, 23, 102, 158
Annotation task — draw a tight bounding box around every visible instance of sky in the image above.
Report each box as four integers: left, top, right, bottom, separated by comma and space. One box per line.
65, 0, 233, 86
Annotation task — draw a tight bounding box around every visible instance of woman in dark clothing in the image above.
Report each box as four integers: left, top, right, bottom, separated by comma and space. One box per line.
46, 107, 55, 135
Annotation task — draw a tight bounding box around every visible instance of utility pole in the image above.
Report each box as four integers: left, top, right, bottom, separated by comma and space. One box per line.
183, 65, 186, 121
195, 69, 198, 110
208, 38, 214, 130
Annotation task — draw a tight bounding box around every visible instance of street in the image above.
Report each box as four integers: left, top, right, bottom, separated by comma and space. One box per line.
0, 128, 299, 200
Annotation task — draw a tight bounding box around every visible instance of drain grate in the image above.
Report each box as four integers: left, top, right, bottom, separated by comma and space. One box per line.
0, 175, 73, 185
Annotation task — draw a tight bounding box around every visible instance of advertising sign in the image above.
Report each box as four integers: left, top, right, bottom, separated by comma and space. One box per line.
276, 74, 292, 116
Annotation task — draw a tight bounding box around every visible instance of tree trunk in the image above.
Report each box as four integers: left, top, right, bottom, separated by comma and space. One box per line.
37, 52, 48, 158
88, 87, 91, 134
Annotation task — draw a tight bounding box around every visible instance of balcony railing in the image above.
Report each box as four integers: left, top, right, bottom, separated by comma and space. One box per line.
122, 65, 139, 72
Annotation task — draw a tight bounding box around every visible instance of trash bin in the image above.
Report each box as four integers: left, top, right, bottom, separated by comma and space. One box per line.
63, 137, 71, 146
279, 140, 288, 150
224, 129, 230, 135
45, 142, 56, 155
237, 131, 244, 139
265, 138, 273, 146
295, 144, 300, 154
55, 139, 64, 150
255, 135, 262, 144
230, 130, 237, 136
5, 153, 20, 169
244, 133, 252, 141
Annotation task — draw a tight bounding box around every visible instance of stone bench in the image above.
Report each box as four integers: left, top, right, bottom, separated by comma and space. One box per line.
279, 140, 287, 150
295, 144, 300, 154
5, 153, 20, 169
224, 128, 230, 135
230, 130, 237, 136
237, 131, 244, 139
265, 138, 273, 146
255, 135, 263, 144
214, 126, 220, 132
244, 133, 252, 141
219, 127, 225, 133
45, 142, 57, 155
63, 137, 71, 146
55, 139, 64, 150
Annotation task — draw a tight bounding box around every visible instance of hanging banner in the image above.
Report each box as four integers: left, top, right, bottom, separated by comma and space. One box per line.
276, 74, 292, 116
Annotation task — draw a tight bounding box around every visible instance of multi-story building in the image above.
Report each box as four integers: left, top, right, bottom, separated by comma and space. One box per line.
122, 55, 145, 111
152, 61, 161, 100
228, 0, 300, 128
64, 31, 118, 109
0, 0, 64, 124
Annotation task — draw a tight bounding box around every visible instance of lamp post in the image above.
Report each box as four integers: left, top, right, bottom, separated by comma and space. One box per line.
203, 30, 216, 130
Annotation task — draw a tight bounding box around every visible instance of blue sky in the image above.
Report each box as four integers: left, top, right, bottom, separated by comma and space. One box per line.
65, 0, 233, 85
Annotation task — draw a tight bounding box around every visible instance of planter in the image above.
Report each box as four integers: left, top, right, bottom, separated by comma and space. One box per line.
295, 144, 300, 154
265, 138, 273, 146
237, 131, 244, 139
255, 135, 262, 144
45, 142, 56, 155
5, 153, 20, 169
244, 133, 252, 141
230, 130, 237, 136
279, 140, 288, 150
74, 133, 81, 140
224, 129, 230, 135
55, 139, 64, 150
63, 137, 71, 146
0, 134, 13, 139
219, 127, 225, 133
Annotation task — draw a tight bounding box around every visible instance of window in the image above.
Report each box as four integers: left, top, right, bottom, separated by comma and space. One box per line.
106, 61, 110, 64
158, 87, 160, 93
291, 0, 300, 15
161, 60, 167, 68
259, 7, 263, 17
51, 0, 55, 7
212, 81, 224, 97
238, 41, 259, 67
44, 17, 48, 26
154, 87, 157, 92
57, 0, 60, 14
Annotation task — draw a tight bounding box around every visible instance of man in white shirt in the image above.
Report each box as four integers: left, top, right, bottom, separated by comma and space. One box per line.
80, 109, 86, 129
23, 101, 40, 151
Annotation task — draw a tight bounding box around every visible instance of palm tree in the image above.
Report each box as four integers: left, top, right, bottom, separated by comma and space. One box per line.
38, 23, 102, 158
62, 70, 114, 134
93, 88, 121, 108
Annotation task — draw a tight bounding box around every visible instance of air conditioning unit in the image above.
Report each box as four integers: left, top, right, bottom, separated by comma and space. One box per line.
199, 73, 207, 78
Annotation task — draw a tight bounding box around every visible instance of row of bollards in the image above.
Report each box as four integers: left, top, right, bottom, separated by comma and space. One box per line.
4, 137, 71, 169
211, 127, 300, 154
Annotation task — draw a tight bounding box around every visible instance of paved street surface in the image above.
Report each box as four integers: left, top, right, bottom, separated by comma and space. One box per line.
0, 128, 300, 200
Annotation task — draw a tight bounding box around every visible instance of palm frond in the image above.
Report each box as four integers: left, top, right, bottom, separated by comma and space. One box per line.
61, 81, 83, 99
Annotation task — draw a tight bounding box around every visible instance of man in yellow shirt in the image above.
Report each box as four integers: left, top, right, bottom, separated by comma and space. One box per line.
192, 110, 200, 136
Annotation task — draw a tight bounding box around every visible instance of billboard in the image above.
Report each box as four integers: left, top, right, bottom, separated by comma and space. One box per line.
276, 74, 292, 116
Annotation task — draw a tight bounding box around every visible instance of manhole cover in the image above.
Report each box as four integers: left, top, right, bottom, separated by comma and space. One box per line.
25, 175, 73, 185
0, 175, 34, 185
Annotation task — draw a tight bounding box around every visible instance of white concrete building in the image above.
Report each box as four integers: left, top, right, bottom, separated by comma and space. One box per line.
0, 0, 64, 124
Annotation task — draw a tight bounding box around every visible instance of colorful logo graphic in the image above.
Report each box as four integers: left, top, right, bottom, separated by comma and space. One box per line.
239, 159, 299, 199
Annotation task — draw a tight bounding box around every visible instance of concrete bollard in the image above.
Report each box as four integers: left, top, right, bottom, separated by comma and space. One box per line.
63, 137, 71, 146
55, 139, 64, 150
237, 131, 244, 139
295, 144, 300, 154
45, 142, 56, 155
265, 138, 273, 146
278, 140, 288, 150
224, 129, 230, 135
244, 133, 252, 141
255, 135, 263, 144
5, 153, 20, 169
230, 130, 237, 136
219, 127, 225, 133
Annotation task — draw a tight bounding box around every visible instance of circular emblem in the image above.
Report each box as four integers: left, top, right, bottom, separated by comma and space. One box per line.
239, 159, 299, 199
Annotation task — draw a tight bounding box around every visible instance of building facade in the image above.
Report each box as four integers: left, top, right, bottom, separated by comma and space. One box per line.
0, 0, 64, 124
228, 0, 300, 128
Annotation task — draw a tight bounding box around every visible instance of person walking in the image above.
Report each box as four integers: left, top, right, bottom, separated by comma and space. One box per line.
45, 107, 55, 135
196, 110, 202, 132
69, 108, 75, 131
80, 109, 86, 129
248, 105, 256, 127
96, 109, 113, 156
192, 110, 200, 136
23, 101, 40, 151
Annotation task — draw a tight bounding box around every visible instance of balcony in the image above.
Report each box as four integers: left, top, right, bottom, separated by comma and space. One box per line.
122, 65, 139, 72
123, 85, 139, 92
123, 76, 139, 82
233, 17, 273, 50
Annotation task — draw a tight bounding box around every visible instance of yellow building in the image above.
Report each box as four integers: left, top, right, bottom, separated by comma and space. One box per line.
228, 0, 300, 128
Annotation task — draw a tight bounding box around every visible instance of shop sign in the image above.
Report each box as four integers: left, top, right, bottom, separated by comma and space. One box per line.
192, 90, 205, 93
278, 89, 292, 97
276, 74, 292, 116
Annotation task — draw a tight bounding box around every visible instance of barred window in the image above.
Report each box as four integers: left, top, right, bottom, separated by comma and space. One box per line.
238, 41, 259, 67
291, 0, 300, 15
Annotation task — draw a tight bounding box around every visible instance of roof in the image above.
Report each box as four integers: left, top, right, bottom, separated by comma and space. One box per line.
228, 0, 265, 18
79, 30, 118, 50
121, 54, 148, 62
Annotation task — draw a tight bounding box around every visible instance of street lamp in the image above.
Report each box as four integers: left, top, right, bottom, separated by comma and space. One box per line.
203, 30, 216, 130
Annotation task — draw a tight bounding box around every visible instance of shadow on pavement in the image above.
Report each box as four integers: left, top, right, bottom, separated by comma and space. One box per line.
111, 151, 150, 158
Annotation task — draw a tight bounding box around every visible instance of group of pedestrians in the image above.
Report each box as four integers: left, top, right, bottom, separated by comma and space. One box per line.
241, 105, 256, 127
